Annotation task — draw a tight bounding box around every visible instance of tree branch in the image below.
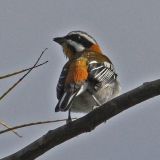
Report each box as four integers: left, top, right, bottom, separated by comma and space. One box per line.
1, 79, 160, 160
0, 49, 48, 138
0, 61, 48, 80
0, 118, 76, 135
0, 120, 22, 138
0, 48, 48, 101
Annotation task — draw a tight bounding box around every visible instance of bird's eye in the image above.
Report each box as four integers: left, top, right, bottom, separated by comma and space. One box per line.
78, 36, 81, 39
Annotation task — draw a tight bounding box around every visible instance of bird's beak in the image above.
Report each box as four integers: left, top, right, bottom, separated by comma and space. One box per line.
53, 37, 66, 45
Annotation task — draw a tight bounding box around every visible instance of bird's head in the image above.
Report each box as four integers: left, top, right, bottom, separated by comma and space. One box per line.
53, 31, 102, 59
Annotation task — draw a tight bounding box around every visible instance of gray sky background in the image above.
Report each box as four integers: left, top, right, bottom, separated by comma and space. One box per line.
0, 0, 160, 159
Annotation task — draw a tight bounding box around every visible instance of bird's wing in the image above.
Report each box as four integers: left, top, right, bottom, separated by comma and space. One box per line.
55, 57, 88, 112
88, 60, 117, 91
56, 63, 69, 100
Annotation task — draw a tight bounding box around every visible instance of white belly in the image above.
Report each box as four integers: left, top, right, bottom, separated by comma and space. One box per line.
71, 80, 120, 113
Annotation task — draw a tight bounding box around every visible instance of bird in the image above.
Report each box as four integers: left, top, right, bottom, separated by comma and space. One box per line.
53, 31, 120, 122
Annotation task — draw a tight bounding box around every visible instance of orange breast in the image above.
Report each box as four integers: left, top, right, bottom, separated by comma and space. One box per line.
66, 58, 88, 84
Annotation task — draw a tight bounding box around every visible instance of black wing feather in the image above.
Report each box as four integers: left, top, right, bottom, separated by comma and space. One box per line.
56, 64, 69, 100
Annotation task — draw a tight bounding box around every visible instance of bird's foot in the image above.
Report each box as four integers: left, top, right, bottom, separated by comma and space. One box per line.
92, 105, 99, 110
66, 117, 72, 124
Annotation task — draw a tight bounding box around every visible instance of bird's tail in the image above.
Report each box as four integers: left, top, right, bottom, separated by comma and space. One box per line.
55, 90, 79, 112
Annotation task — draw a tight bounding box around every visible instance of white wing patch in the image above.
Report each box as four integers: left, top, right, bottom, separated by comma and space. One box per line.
89, 61, 117, 91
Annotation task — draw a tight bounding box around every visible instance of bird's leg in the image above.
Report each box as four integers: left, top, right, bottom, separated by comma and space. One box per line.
66, 109, 72, 124
91, 94, 101, 106
91, 96, 108, 123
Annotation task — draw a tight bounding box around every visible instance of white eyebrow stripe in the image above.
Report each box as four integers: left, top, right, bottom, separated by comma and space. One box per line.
68, 31, 97, 44
79, 33, 96, 44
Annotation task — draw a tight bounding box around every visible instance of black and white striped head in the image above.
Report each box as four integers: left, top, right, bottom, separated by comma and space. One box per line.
53, 31, 102, 58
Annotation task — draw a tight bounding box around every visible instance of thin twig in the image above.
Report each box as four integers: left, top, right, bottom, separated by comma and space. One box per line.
0, 120, 22, 137
0, 48, 48, 101
0, 118, 77, 135
0, 61, 48, 80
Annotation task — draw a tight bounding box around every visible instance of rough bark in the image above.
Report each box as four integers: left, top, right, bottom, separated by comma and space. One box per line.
1, 79, 160, 160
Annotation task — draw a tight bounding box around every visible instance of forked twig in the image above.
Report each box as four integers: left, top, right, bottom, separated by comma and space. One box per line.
0, 61, 48, 80
0, 120, 22, 137
0, 48, 48, 101
0, 118, 77, 135
0, 49, 48, 138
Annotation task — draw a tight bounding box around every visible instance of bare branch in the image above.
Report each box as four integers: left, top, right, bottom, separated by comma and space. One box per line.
0, 48, 48, 101
1, 79, 160, 160
0, 118, 76, 135
0, 49, 48, 138
0, 61, 48, 80
0, 120, 22, 138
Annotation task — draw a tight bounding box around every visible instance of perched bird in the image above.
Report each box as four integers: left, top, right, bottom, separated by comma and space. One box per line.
53, 31, 120, 121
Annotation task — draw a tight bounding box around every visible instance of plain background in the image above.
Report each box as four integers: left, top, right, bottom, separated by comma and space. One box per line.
0, 0, 160, 159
